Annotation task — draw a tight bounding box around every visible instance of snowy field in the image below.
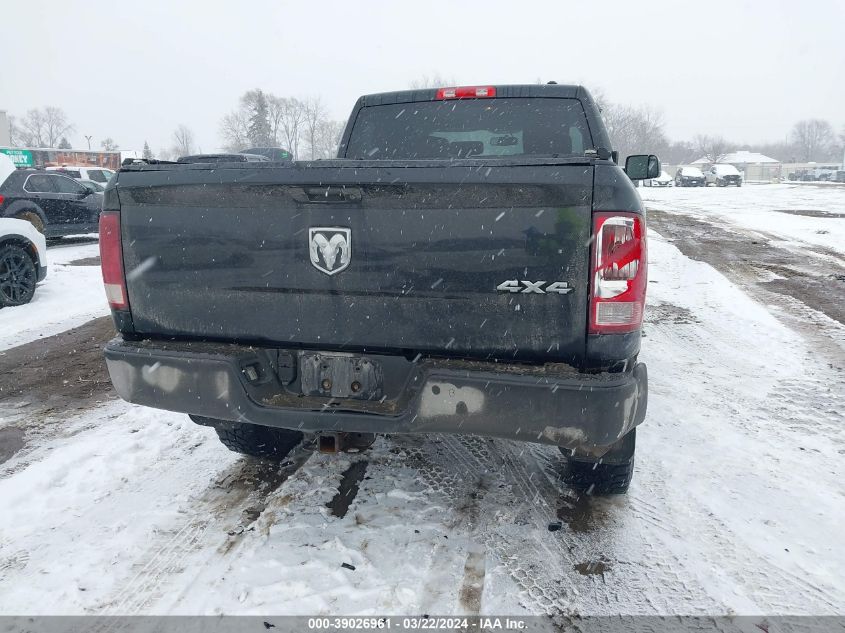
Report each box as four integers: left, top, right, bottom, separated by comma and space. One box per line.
640, 183, 845, 258
0, 187, 843, 617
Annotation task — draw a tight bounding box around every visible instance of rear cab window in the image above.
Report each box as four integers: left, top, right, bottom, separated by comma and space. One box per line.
345, 98, 593, 159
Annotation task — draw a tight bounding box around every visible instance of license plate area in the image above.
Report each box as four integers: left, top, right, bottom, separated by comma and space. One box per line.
300, 352, 383, 400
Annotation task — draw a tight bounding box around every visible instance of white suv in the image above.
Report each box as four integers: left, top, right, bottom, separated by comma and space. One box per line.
45, 166, 116, 186
705, 164, 743, 187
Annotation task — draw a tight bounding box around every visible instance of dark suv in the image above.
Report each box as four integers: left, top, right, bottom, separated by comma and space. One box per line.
0, 170, 102, 237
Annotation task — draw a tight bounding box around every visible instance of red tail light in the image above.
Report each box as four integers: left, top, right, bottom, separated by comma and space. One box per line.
590, 212, 647, 334
99, 211, 128, 310
0, 195, 5, 206
435, 86, 496, 100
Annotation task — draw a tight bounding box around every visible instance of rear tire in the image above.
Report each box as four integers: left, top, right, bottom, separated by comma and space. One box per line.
192, 417, 304, 460
560, 429, 636, 495
15, 211, 45, 234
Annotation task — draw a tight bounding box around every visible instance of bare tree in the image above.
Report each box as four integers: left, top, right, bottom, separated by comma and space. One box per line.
302, 97, 327, 160
220, 90, 340, 159
791, 119, 834, 162
172, 124, 195, 156
219, 110, 250, 152
100, 137, 119, 151
43, 107, 74, 147
693, 134, 730, 163
20, 109, 47, 146
274, 97, 306, 159
755, 140, 797, 163
15, 107, 74, 147
266, 94, 288, 147
602, 103, 668, 160
310, 119, 345, 159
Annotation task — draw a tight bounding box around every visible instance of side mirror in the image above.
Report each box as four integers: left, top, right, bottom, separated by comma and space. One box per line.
80, 186, 94, 196
625, 154, 661, 180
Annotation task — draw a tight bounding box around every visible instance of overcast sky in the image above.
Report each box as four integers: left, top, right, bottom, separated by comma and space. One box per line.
2, 0, 843, 154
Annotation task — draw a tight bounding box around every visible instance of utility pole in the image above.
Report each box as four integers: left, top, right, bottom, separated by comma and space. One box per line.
84, 135, 93, 150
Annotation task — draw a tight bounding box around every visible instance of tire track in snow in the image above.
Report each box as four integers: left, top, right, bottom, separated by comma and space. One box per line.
413, 435, 576, 615
100, 447, 313, 615
434, 434, 729, 616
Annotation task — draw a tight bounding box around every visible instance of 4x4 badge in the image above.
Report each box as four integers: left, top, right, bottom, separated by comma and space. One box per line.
496, 280, 572, 294
309, 227, 351, 275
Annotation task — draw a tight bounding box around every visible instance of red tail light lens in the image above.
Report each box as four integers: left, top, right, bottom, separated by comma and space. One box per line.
590, 212, 647, 334
435, 86, 496, 100
0, 195, 5, 206
99, 211, 128, 310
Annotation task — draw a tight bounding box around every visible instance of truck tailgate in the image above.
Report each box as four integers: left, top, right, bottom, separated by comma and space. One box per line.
117, 161, 593, 363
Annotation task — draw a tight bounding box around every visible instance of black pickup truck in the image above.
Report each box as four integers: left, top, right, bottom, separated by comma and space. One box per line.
101, 84, 657, 494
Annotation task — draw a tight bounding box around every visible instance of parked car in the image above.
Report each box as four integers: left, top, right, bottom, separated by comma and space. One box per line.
834, 170, 845, 183
0, 217, 47, 307
812, 165, 839, 181
705, 164, 743, 187
45, 165, 116, 185
643, 170, 673, 187
102, 84, 656, 495
0, 169, 103, 237
675, 166, 706, 187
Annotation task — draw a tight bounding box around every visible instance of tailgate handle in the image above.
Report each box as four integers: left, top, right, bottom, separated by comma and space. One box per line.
293, 186, 363, 204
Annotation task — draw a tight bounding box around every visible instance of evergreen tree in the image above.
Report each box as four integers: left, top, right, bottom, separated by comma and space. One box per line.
57, 136, 72, 149
142, 140, 153, 160
247, 89, 272, 146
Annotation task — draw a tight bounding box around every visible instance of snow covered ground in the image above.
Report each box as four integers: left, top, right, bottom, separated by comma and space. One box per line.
0, 190, 843, 617
0, 238, 107, 350
640, 184, 845, 258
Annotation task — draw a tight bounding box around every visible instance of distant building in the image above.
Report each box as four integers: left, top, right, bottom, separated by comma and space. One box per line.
0, 111, 10, 147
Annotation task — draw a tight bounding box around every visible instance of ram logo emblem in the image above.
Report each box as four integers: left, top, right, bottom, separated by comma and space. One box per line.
309, 228, 351, 275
